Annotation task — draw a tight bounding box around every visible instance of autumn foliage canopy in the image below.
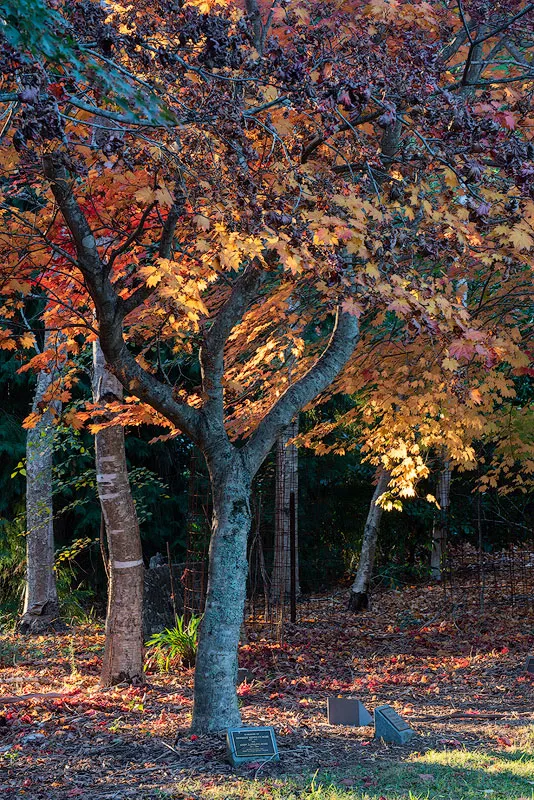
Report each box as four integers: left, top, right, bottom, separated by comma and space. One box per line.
0, 0, 533, 733
0, 0, 531, 495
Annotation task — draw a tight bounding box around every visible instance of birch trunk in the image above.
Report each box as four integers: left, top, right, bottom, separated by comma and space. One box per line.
347, 470, 390, 612
19, 367, 61, 634
191, 453, 252, 733
93, 340, 144, 686
431, 454, 451, 581
271, 418, 299, 602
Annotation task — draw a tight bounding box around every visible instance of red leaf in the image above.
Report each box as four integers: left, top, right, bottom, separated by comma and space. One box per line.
497, 735, 512, 747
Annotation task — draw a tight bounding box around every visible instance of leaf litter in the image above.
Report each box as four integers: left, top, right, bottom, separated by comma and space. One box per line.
1, 582, 533, 798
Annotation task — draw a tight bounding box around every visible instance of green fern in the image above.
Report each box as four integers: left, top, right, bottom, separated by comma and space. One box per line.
145, 614, 202, 671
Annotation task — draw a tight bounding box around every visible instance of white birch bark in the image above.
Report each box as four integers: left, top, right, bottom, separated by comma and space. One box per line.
348, 469, 390, 612
93, 340, 144, 686
19, 363, 61, 633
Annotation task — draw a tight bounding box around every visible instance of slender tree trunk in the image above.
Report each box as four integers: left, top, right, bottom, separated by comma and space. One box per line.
347, 469, 390, 613
191, 453, 252, 733
19, 366, 61, 634
271, 417, 299, 602
93, 340, 144, 686
431, 453, 451, 581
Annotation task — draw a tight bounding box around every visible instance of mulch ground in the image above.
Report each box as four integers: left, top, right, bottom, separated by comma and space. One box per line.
1, 582, 534, 798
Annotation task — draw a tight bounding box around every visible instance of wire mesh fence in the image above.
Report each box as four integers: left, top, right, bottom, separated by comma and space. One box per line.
182, 449, 211, 622
181, 439, 347, 640
179, 446, 534, 637
442, 542, 534, 611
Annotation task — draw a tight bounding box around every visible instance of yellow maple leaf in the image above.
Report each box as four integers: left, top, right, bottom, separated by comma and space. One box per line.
135, 186, 156, 205
19, 333, 35, 350
444, 169, 458, 189
261, 85, 278, 103
341, 298, 364, 317
509, 226, 534, 251
193, 214, 211, 231
155, 187, 174, 207
365, 262, 380, 279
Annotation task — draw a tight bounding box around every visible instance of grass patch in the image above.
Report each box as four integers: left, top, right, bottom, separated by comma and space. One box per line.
173, 743, 534, 800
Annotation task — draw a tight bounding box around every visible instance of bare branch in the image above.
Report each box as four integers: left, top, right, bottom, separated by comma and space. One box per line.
457, 0, 474, 43
246, 0, 264, 53
461, 4, 534, 86
119, 195, 185, 317
107, 202, 156, 271
475, 3, 533, 46
245, 0, 280, 55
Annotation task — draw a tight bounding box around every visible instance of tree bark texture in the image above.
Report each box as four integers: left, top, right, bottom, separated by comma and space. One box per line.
93, 340, 144, 686
271, 418, 300, 602
19, 365, 61, 634
348, 470, 390, 613
431, 453, 451, 581
191, 452, 252, 733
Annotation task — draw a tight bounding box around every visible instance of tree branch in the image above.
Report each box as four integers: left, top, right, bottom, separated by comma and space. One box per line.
107, 202, 156, 272
461, 4, 534, 86
42, 154, 104, 282
118, 195, 184, 317
245, 0, 279, 55
246, 0, 265, 54
42, 153, 201, 441
243, 306, 360, 473
301, 111, 382, 164
475, 3, 533, 46
159, 196, 184, 260
200, 262, 262, 421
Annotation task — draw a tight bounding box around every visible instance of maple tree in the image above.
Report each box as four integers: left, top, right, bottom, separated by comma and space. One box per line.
0, 0, 533, 733
308, 303, 532, 593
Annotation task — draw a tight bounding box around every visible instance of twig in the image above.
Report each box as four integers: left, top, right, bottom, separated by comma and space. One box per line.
0, 692, 67, 705
253, 753, 278, 778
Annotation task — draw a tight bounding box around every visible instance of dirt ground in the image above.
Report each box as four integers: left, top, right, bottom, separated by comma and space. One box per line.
1, 583, 533, 798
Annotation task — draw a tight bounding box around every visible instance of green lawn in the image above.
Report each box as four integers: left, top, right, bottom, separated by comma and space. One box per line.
173, 736, 534, 800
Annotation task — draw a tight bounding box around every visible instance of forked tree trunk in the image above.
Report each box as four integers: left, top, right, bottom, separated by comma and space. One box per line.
44, 152, 361, 735
19, 365, 61, 634
191, 454, 252, 733
431, 454, 451, 581
347, 469, 390, 613
93, 340, 144, 686
271, 418, 299, 602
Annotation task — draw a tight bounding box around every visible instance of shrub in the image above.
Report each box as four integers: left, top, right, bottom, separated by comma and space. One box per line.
145, 614, 202, 671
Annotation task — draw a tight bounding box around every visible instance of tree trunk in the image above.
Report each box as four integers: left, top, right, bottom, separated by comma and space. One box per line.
93, 340, 144, 686
191, 453, 252, 733
347, 469, 390, 613
271, 417, 299, 603
44, 153, 361, 735
431, 454, 451, 581
19, 366, 61, 634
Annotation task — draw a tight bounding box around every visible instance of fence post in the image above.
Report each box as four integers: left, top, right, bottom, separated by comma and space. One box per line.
290, 491, 296, 624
